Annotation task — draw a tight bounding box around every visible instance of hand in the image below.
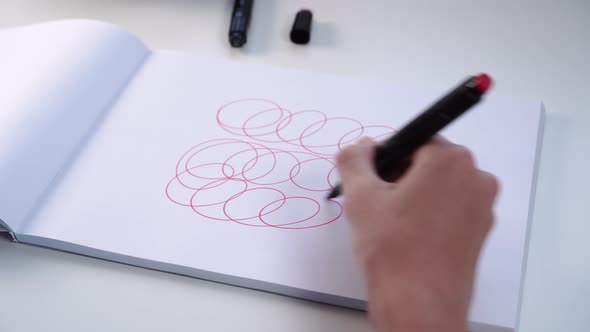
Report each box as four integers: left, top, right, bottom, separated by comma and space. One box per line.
336, 138, 498, 332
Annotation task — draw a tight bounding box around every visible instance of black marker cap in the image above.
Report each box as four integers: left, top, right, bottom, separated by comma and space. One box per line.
290, 9, 313, 44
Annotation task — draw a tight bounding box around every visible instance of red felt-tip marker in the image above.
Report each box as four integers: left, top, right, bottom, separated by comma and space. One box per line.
327, 74, 494, 199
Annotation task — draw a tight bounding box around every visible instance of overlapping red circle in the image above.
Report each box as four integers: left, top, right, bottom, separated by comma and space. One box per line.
166, 99, 394, 230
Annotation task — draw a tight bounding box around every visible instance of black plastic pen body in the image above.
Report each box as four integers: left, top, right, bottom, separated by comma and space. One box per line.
375, 77, 483, 175
327, 75, 489, 199
229, 0, 254, 48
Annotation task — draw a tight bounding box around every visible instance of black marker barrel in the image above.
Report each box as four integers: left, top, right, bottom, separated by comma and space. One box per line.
327, 74, 493, 199
375, 76, 487, 175
229, 0, 254, 48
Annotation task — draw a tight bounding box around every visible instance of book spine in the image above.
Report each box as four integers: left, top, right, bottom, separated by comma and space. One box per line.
0, 219, 16, 241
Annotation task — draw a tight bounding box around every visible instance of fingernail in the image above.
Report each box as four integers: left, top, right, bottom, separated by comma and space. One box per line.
358, 137, 373, 145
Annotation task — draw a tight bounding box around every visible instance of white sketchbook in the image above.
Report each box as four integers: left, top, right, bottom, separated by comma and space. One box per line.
0, 20, 544, 332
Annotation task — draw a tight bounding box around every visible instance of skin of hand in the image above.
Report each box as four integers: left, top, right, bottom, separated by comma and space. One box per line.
336, 137, 499, 332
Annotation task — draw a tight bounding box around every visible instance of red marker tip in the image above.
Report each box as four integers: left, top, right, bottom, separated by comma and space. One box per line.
473, 73, 493, 93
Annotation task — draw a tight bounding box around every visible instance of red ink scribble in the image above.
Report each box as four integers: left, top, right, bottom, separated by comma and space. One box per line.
165, 99, 395, 230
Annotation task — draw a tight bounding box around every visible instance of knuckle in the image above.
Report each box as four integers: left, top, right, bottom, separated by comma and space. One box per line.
358, 136, 374, 146
336, 145, 359, 167
417, 144, 475, 169
415, 144, 442, 163
432, 135, 452, 144
483, 213, 496, 234
480, 172, 500, 200
448, 145, 475, 168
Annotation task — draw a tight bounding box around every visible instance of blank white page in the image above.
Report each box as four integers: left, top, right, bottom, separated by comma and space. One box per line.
0, 20, 149, 231
25, 52, 543, 331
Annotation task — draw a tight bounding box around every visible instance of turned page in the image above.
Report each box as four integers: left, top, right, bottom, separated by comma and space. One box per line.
0, 20, 150, 232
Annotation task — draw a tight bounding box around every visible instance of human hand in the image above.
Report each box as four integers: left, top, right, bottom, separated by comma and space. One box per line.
336, 138, 498, 332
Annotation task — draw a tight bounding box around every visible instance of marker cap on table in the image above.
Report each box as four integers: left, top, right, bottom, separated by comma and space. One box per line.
290, 10, 313, 44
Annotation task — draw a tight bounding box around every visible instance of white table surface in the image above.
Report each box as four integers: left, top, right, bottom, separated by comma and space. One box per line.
1, 1, 589, 331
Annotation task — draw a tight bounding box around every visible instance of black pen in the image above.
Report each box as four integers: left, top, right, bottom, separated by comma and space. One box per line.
327, 74, 493, 199
229, 0, 254, 48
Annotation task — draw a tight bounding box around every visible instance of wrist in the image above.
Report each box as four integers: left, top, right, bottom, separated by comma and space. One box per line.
362, 244, 469, 332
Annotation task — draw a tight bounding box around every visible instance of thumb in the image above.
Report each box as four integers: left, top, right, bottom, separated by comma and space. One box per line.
336, 138, 381, 190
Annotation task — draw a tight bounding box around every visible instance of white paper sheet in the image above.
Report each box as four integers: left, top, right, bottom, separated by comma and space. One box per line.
0, 20, 149, 231
24, 52, 543, 331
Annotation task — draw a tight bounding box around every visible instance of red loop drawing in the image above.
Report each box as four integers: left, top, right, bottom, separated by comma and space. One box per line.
166, 99, 393, 230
